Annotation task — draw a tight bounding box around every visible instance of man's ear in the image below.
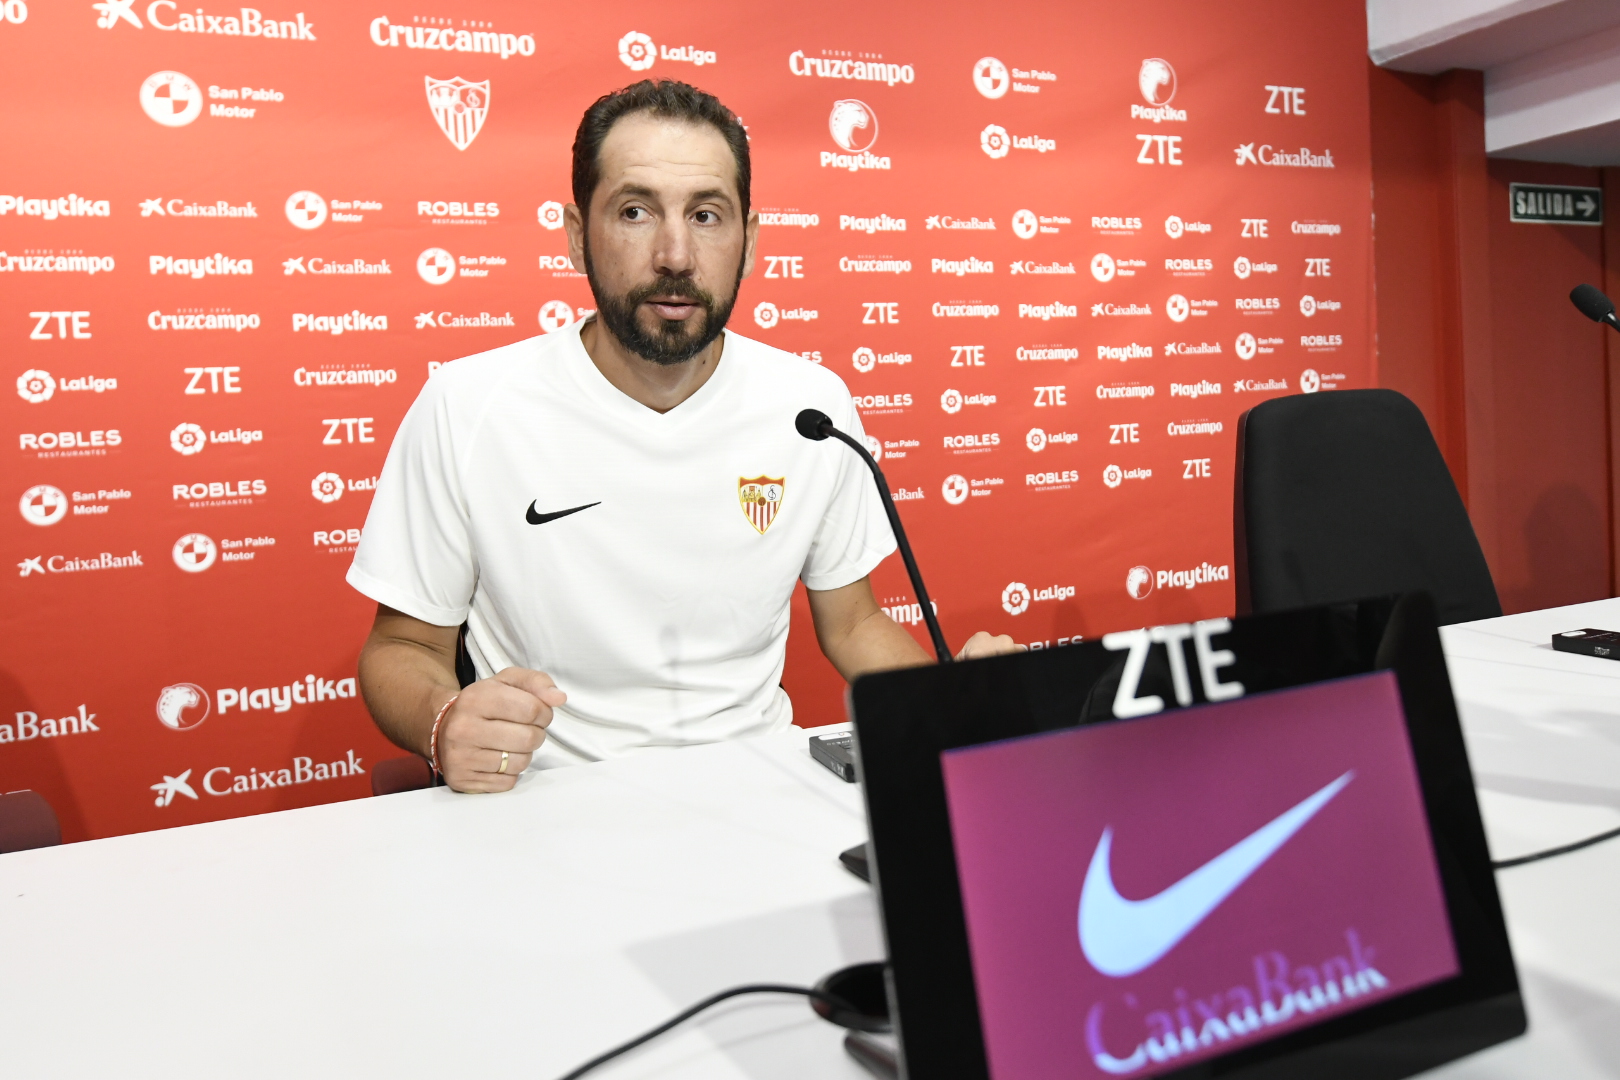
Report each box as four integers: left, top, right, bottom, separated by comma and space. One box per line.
564, 203, 586, 273
740, 210, 759, 280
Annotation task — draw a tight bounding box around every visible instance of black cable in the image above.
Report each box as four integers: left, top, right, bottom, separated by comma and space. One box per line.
1492, 823, 1620, 869
554, 983, 856, 1080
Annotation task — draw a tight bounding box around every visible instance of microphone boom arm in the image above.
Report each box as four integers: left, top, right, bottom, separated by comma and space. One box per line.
800, 411, 952, 663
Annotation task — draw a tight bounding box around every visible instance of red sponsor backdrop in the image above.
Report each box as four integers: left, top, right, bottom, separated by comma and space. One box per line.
0, 0, 1372, 841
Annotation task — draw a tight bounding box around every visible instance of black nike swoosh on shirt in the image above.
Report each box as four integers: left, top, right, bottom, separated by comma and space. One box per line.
525, 501, 601, 525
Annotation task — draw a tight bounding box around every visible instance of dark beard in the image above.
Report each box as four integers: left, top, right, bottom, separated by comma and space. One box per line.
583, 245, 742, 366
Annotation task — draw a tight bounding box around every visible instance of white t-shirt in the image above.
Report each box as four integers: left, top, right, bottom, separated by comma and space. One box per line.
347, 320, 895, 766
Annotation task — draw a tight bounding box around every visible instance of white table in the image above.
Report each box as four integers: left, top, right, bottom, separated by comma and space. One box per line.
5, 599, 1620, 1079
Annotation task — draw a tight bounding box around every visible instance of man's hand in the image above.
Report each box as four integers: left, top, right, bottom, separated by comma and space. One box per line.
437, 668, 567, 793
956, 631, 1023, 661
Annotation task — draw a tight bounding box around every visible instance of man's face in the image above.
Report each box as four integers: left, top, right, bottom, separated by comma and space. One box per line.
566, 113, 756, 365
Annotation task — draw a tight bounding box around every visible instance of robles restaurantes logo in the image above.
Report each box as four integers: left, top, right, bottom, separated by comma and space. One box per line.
824, 100, 888, 171
425, 76, 489, 150
618, 30, 715, 71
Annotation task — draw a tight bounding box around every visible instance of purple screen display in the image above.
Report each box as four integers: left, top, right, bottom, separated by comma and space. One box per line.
940, 671, 1459, 1080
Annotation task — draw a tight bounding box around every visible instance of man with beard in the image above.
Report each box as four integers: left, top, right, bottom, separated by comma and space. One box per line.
350, 81, 1015, 792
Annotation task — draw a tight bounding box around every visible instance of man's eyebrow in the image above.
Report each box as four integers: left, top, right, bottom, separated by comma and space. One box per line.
689, 188, 735, 206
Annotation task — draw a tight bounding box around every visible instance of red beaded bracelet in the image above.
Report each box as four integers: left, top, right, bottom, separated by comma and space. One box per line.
429, 694, 458, 776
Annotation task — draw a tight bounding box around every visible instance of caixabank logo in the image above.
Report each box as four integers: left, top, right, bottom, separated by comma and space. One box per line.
96, 2, 315, 40
151, 750, 366, 806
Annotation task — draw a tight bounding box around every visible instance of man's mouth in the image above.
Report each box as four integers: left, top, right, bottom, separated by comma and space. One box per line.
644, 297, 700, 321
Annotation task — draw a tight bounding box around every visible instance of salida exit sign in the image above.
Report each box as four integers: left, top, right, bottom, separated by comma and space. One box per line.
1510, 182, 1602, 226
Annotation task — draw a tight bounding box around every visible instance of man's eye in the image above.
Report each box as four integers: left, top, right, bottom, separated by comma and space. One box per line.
623, 207, 645, 220
694, 211, 717, 224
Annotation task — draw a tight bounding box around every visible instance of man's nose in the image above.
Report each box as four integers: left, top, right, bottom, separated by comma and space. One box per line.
652, 216, 697, 276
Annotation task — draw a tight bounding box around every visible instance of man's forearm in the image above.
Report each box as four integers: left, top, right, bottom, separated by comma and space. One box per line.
357, 633, 460, 758
820, 608, 934, 681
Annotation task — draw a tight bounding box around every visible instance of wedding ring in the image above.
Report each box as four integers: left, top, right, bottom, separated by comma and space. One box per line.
497, 750, 509, 774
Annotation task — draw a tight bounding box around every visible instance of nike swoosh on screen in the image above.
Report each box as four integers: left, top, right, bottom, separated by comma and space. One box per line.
525, 501, 600, 525
1078, 770, 1355, 977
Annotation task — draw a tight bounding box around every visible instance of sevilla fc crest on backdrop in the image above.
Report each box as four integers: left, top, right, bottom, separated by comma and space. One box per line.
425, 76, 490, 150
739, 477, 785, 535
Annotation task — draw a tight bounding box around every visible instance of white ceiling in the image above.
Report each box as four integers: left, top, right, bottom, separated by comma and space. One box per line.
1369, 0, 1620, 165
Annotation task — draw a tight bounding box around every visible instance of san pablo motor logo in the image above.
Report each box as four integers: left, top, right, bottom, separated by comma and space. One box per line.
426, 76, 489, 150
738, 477, 785, 534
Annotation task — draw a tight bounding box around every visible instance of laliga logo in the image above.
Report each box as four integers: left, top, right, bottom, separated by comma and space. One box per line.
852, 346, 876, 373
19, 484, 67, 526
1103, 464, 1124, 489
170, 422, 206, 455
980, 124, 1010, 159
1301, 368, 1321, 394
942, 474, 969, 505
140, 70, 202, 127
156, 683, 210, 731
830, 99, 878, 153
1090, 253, 1116, 282
1139, 58, 1176, 106
940, 388, 963, 415
1300, 295, 1317, 317
1235, 332, 1258, 360
537, 201, 565, 230
173, 532, 217, 572
1234, 256, 1253, 279
538, 300, 576, 333
1026, 427, 1047, 452
17, 368, 54, 403
1012, 209, 1038, 240
754, 301, 780, 329
311, 472, 344, 504
285, 190, 326, 229
618, 30, 656, 71
417, 248, 456, 285
1166, 294, 1190, 323
973, 57, 1009, 99
1126, 565, 1154, 599
1001, 582, 1031, 616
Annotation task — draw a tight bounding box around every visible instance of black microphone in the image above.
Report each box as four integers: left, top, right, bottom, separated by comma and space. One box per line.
796, 408, 951, 663
1571, 284, 1620, 330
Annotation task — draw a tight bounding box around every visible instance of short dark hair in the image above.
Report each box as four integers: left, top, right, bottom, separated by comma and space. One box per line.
571, 80, 751, 221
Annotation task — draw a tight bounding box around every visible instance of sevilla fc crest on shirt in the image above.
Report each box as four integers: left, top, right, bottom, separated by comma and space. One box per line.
738, 477, 785, 535
425, 76, 490, 151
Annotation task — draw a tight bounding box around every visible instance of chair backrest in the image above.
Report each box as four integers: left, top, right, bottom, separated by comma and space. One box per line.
0, 790, 61, 853
371, 755, 434, 797
1234, 388, 1501, 626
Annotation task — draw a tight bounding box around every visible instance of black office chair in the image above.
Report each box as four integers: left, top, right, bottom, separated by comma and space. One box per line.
371, 623, 480, 796
1233, 388, 1501, 626
0, 790, 62, 853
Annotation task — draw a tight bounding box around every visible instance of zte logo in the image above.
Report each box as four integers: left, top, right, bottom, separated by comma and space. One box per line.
1184, 457, 1212, 479
1136, 134, 1182, 165
184, 367, 242, 394
29, 312, 91, 340
1033, 386, 1067, 407
1264, 85, 1307, 115
1306, 258, 1332, 277
951, 345, 985, 367
862, 302, 899, 324
1111, 423, 1139, 444
322, 418, 374, 444
1241, 219, 1269, 238
764, 255, 804, 279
